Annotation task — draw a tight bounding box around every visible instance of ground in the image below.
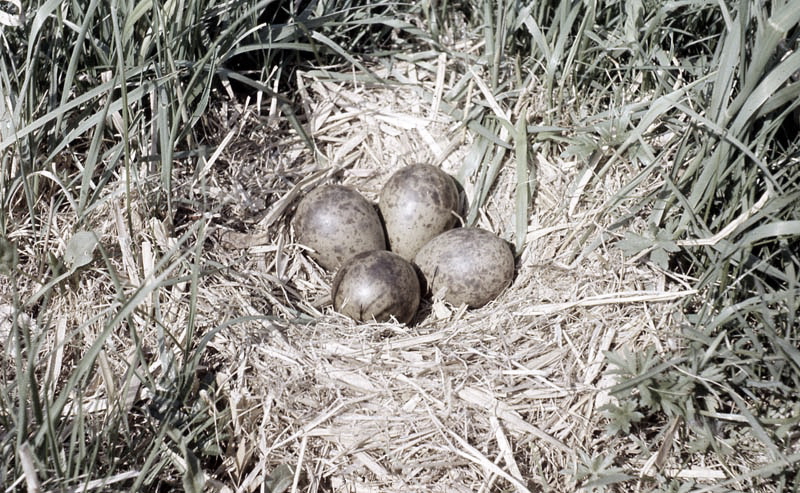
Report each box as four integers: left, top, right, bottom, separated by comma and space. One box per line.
0, 57, 713, 493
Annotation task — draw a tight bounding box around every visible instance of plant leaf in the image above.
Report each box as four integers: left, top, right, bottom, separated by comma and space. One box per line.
264, 464, 294, 493
64, 231, 99, 271
650, 247, 670, 270
615, 231, 652, 256
181, 439, 205, 493
0, 237, 18, 274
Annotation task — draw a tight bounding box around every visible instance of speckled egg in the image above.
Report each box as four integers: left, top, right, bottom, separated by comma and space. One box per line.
332, 250, 420, 324
414, 227, 514, 308
379, 164, 460, 260
293, 184, 386, 271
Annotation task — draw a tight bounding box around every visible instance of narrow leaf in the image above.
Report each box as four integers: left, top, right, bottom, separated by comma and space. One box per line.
514, 108, 530, 253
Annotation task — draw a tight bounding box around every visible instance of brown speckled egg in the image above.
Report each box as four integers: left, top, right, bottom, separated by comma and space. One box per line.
332, 250, 420, 324
414, 227, 514, 308
379, 164, 460, 260
293, 185, 386, 271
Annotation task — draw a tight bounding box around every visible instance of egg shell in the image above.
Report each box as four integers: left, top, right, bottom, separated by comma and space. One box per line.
379, 164, 460, 260
332, 250, 420, 324
293, 184, 386, 271
414, 227, 514, 308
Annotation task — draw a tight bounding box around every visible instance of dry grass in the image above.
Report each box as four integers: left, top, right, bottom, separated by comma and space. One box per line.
0, 50, 734, 491
160, 60, 698, 491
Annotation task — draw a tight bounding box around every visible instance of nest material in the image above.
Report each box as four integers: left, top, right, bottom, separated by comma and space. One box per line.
197, 61, 694, 491
0, 57, 705, 492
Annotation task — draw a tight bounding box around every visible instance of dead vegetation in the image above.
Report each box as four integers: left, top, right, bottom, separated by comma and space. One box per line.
164, 62, 695, 491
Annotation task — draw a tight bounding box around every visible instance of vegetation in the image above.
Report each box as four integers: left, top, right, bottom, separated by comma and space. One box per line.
1, 0, 799, 491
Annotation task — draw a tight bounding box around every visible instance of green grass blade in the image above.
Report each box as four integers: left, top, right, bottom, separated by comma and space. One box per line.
77, 87, 113, 221
707, 0, 738, 125
514, 106, 529, 253
55, 0, 102, 136
729, 49, 800, 137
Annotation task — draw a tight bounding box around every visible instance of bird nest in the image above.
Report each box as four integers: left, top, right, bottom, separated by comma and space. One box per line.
0, 57, 697, 492
186, 60, 693, 491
